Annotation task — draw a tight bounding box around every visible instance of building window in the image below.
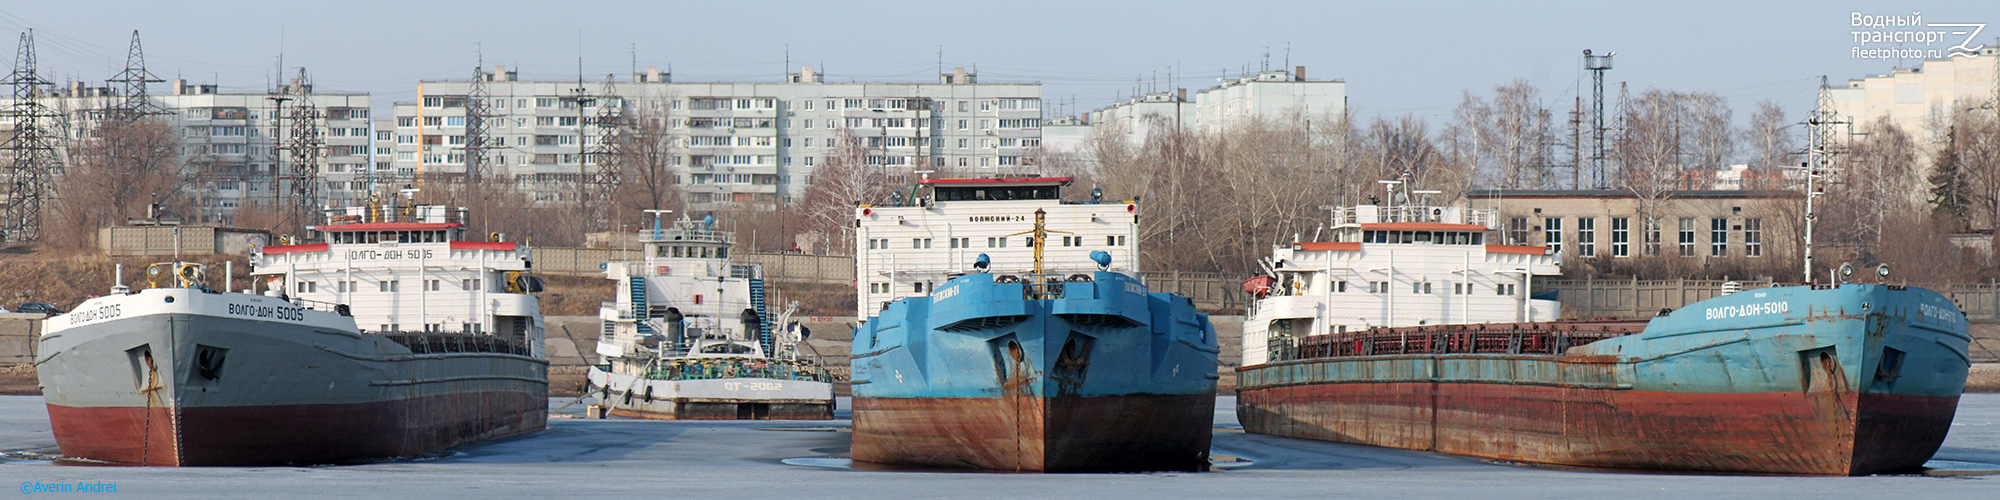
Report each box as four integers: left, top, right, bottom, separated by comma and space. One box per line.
1710, 218, 1729, 257
1643, 218, 1662, 257
1543, 217, 1562, 254
1576, 217, 1595, 258
1508, 217, 1531, 245
379, 280, 399, 292
1744, 219, 1763, 257
1611, 217, 1629, 257
1369, 281, 1389, 294
1412, 282, 1432, 294
1496, 283, 1517, 296
1678, 218, 1698, 257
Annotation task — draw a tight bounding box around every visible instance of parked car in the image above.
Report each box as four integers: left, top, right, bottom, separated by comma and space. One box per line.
15, 302, 62, 315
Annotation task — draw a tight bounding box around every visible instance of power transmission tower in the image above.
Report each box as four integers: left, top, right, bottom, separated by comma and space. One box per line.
1800, 76, 1848, 284
282, 68, 324, 232
559, 63, 595, 216
463, 59, 497, 184
585, 73, 625, 228
2, 30, 61, 243
1584, 50, 1613, 188
105, 30, 165, 123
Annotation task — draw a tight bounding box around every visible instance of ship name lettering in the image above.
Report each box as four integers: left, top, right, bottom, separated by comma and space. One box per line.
227, 303, 306, 322
932, 286, 960, 302
1125, 282, 1146, 295
66, 304, 123, 325
1919, 303, 1962, 326
967, 215, 1026, 223
1704, 301, 1790, 321
346, 249, 433, 260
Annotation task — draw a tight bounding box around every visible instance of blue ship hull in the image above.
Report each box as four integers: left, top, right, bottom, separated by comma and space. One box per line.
1238, 284, 1971, 475
851, 271, 1220, 472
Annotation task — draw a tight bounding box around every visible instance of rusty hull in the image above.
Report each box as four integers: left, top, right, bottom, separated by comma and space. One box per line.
852, 394, 1215, 472
46, 390, 547, 466
1237, 378, 1958, 475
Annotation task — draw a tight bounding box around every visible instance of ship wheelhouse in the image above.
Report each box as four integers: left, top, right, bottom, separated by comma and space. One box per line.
1243, 190, 1562, 365
248, 198, 543, 357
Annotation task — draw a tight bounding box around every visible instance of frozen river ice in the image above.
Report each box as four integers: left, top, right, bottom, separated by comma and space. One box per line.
0, 395, 1996, 498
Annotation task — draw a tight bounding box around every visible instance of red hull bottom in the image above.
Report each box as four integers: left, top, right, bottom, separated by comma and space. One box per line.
608, 399, 833, 420
852, 394, 1215, 472
1238, 382, 1958, 475
47, 391, 547, 466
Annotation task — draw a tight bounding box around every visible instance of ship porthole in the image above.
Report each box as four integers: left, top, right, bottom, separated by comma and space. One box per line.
164, 296, 175, 303
1007, 340, 1024, 362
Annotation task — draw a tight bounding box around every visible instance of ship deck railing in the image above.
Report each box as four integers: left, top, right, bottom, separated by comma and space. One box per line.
641, 357, 834, 383
1282, 320, 1648, 360
997, 272, 1101, 300
378, 331, 535, 356
286, 297, 352, 317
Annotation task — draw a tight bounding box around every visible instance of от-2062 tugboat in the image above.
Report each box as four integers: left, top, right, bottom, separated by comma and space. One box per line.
587, 213, 834, 420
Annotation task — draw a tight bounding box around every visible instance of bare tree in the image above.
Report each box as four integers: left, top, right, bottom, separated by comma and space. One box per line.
1944, 110, 2000, 232
1684, 91, 1735, 171
1824, 117, 1919, 264
794, 129, 883, 255
1614, 90, 1686, 256
48, 118, 190, 250
1455, 79, 1555, 189
1742, 100, 1794, 185
609, 109, 685, 229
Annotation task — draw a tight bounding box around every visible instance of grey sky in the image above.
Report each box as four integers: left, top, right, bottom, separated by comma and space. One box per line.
4, 1, 1997, 126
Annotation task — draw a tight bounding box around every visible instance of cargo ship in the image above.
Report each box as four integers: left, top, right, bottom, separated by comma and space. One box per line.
1234, 184, 1971, 475
38, 194, 549, 466
849, 177, 1219, 472
587, 214, 834, 420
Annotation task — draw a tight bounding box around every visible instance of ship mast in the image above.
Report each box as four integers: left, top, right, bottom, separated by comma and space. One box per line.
1005, 208, 1070, 276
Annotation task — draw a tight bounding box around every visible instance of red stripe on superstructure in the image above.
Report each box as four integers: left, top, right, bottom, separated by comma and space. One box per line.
317, 222, 463, 231
450, 241, 518, 251
1485, 244, 1550, 255
1292, 241, 1361, 251
261, 243, 329, 254
1359, 222, 1488, 231
920, 177, 1073, 185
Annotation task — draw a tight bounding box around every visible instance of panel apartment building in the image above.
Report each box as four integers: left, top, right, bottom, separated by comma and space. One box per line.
389, 66, 1043, 211
1042, 66, 1344, 160
4, 79, 371, 223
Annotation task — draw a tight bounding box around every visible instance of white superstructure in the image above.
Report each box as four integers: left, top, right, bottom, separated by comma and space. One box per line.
596, 215, 769, 361
1241, 187, 1561, 365
249, 196, 544, 358
853, 177, 1140, 315
588, 215, 833, 420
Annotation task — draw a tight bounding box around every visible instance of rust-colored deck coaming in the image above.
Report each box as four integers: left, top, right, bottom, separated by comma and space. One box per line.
1237, 381, 1957, 475
852, 394, 1214, 472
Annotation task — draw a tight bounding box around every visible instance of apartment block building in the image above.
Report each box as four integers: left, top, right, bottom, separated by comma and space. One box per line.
4, 79, 371, 223
1060, 66, 1346, 149
389, 66, 1042, 211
